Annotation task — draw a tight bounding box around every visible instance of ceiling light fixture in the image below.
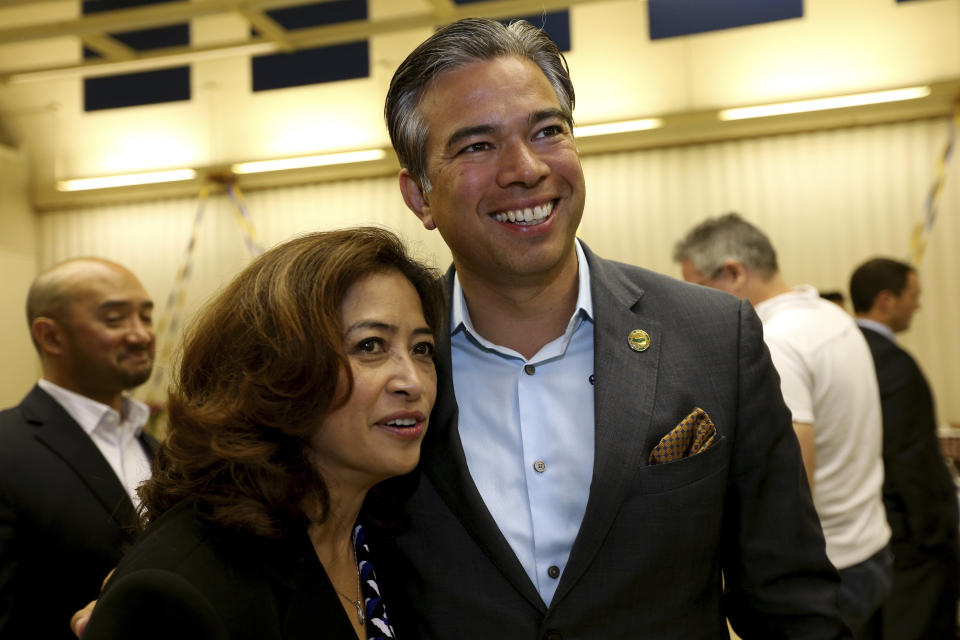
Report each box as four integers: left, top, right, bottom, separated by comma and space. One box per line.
56, 168, 197, 191
231, 149, 387, 175
718, 86, 932, 121
574, 118, 664, 137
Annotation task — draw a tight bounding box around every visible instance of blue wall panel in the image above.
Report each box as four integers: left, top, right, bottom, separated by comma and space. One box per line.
648, 0, 803, 39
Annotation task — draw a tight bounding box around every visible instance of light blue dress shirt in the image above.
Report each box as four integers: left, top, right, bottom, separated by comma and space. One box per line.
450, 239, 595, 605
856, 317, 896, 343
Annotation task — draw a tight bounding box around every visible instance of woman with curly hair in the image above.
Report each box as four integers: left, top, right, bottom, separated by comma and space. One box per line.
82, 227, 444, 639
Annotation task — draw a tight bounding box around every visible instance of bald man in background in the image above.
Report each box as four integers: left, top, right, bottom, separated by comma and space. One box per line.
0, 258, 158, 640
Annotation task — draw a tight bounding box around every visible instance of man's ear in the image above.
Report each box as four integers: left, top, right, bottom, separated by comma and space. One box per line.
872, 290, 895, 316
399, 169, 435, 231
721, 260, 748, 287
32, 317, 64, 356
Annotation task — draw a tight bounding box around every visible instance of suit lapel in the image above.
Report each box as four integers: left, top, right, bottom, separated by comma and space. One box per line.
138, 429, 160, 459
423, 252, 665, 610
419, 269, 546, 611
21, 385, 137, 531
551, 246, 663, 606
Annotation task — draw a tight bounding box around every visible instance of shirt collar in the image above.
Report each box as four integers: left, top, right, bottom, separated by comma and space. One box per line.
753, 284, 818, 323
37, 378, 150, 437
450, 238, 595, 341
855, 318, 897, 343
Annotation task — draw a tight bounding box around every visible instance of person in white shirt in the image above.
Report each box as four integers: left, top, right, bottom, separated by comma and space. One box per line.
0, 257, 157, 640
675, 213, 892, 639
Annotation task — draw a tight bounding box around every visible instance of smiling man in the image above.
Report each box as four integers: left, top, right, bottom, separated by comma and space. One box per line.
381, 18, 850, 639
0, 257, 158, 640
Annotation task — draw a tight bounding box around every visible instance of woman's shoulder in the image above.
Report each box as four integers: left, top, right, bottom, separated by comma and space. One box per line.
116, 502, 226, 574
86, 503, 292, 639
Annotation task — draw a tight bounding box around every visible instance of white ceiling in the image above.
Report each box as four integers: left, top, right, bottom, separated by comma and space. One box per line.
0, 0, 608, 81
1, 0, 958, 210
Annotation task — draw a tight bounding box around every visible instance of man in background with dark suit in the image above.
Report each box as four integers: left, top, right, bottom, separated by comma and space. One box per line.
0, 257, 158, 640
380, 17, 850, 638
851, 257, 960, 640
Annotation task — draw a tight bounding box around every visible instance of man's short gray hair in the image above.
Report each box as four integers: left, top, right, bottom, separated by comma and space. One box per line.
384, 17, 575, 192
673, 213, 779, 278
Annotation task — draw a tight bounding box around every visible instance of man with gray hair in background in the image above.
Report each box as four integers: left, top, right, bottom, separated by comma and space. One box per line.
674, 213, 892, 638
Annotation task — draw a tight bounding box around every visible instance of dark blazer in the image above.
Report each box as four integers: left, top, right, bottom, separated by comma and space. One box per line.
859, 326, 959, 551
0, 385, 158, 640
82, 502, 363, 640
381, 247, 849, 639
859, 326, 960, 639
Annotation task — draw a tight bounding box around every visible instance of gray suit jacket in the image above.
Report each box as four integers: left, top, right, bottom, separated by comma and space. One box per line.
382, 246, 848, 639
0, 385, 158, 640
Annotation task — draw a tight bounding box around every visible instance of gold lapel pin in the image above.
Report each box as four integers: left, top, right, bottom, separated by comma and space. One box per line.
628, 329, 651, 352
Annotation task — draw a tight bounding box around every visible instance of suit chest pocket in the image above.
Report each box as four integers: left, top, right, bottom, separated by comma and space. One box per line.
635, 434, 729, 495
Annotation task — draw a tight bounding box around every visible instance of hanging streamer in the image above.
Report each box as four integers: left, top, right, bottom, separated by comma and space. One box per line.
908, 103, 960, 266
145, 183, 210, 417
145, 180, 264, 431
226, 183, 265, 256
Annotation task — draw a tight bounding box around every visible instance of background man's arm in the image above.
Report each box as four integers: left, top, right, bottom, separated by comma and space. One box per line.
70, 570, 112, 638
879, 352, 957, 547
0, 491, 19, 635
793, 421, 817, 492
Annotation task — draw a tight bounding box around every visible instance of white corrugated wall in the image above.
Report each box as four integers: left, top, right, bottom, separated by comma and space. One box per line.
35, 116, 960, 422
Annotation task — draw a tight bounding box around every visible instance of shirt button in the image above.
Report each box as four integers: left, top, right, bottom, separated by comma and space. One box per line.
547, 565, 560, 579
533, 459, 546, 473
524, 364, 536, 375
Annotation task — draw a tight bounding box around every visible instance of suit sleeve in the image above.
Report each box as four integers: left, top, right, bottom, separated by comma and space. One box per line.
880, 353, 958, 548
722, 301, 850, 639
0, 482, 19, 636
83, 569, 228, 640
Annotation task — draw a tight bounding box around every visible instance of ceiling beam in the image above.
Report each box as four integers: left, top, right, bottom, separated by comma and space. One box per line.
0, 0, 607, 83
80, 33, 137, 61
0, 0, 62, 6
30, 77, 960, 212
0, 0, 337, 44
237, 8, 293, 52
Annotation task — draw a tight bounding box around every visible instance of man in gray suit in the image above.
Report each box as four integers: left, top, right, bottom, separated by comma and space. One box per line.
379, 17, 850, 639
0, 257, 157, 640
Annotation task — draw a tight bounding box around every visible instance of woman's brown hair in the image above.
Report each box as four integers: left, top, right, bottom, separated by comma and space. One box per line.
138, 227, 444, 538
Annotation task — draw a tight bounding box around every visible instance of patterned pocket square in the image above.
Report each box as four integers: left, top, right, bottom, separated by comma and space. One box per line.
648, 407, 718, 465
